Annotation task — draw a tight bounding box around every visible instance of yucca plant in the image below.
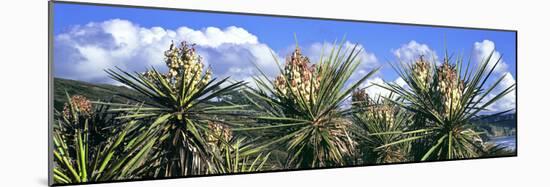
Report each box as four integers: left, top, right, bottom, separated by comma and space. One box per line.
379, 53, 515, 161
218, 141, 272, 173
205, 122, 272, 173
350, 91, 411, 164
53, 94, 156, 184
243, 42, 378, 169
105, 41, 246, 177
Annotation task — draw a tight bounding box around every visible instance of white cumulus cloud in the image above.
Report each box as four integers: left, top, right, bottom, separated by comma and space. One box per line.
305, 41, 378, 68
485, 72, 516, 112
300, 41, 379, 84
472, 40, 515, 113
394, 77, 408, 88
473, 40, 508, 74
392, 40, 439, 64
54, 19, 280, 84
360, 77, 405, 99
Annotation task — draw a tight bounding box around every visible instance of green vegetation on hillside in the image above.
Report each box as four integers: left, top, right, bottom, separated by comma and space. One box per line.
53, 78, 153, 110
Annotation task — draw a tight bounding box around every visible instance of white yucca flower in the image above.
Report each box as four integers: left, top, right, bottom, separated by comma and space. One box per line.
412, 56, 431, 91
436, 62, 464, 118
274, 48, 321, 103
155, 42, 212, 92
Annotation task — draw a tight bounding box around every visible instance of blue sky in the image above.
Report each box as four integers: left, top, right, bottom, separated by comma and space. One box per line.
52, 2, 517, 111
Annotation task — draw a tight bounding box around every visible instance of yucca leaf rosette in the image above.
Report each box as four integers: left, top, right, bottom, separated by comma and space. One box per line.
53, 94, 156, 184
244, 42, 379, 168
380, 52, 515, 160
351, 91, 410, 164
106, 41, 246, 177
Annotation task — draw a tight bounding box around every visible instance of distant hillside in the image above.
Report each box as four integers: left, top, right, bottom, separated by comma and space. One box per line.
53, 78, 154, 110
473, 113, 517, 137
474, 113, 516, 128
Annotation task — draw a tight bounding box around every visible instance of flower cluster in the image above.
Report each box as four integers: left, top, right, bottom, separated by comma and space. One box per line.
436, 62, 464, 118
352, 90, 395, 128
274, 48, 321, 103
62, 95, 93, 122
365, 103, 396, 129
206, 121, 232, 147
411, 56, 431, 91
144, 41, 212, 91
351, 89, 369, 108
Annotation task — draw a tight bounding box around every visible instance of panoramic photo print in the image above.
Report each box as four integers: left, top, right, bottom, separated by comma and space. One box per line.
50, 2, 517, 185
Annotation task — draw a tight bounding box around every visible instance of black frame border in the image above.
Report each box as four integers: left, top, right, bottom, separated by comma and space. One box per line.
48, 0, 518, 186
